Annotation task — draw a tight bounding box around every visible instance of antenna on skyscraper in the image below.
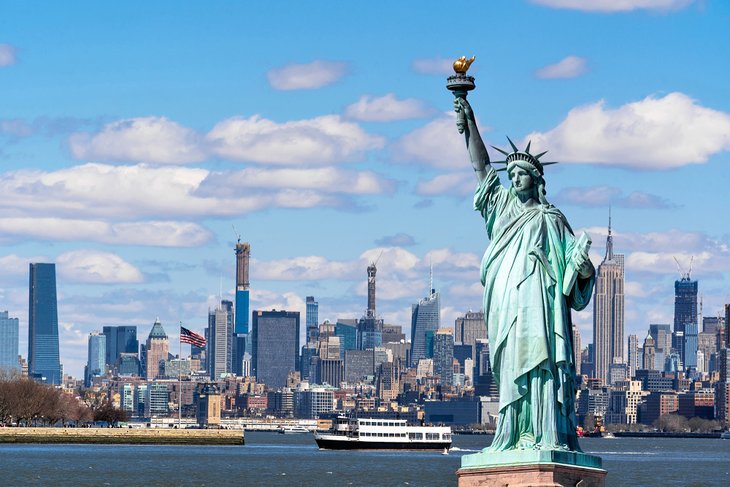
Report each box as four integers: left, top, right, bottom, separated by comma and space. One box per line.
429, 258, 434, 297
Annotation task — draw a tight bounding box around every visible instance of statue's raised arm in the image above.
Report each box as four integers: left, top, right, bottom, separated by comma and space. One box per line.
454, 97, 490, 184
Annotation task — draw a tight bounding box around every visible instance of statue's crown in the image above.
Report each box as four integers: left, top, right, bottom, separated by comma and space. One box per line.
492, 137, 558, 176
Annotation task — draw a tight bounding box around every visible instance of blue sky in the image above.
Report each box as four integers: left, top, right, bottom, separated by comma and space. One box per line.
1, 0, 729, 377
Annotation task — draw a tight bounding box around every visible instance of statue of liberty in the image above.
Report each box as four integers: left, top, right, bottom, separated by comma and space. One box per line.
453, 94, 595, 453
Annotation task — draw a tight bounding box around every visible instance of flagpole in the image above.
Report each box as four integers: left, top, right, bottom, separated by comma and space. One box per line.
178, 321, 182, 429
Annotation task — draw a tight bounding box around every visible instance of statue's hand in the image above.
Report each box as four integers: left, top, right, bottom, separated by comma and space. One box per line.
573, 249, 594, 279
454, 97, 473, 120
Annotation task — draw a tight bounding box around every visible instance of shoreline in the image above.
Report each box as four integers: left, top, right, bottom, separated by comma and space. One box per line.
0, 427, 244, 445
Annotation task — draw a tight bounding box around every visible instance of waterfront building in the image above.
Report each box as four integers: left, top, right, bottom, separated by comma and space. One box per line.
195, 383, 221, 427
145, 382, 169, 417
28, 263, 62, 384
410, 287, 440, 367
638, 391, 678, 425
295, 386, 335, 419
85, 331, 106, 387
306, 296, 319, 344
120, 383, 135, 413
433, 329, 454, 387
252, 310, 300, 390
673, 273, 698, 366
208, 301, 232, 380
0, 311, 19, 372
605, 380, 647, 424
144, 319, 169, 380
592, 217, 625, 384
102, 326, 138, 372
234, 240, 251, 334
677, 389, 714, 420
268, 389, 294, 418
454, 311, 486, 356
715, 381, 730, 424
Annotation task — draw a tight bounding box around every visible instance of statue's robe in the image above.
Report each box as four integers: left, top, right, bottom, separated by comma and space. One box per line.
474, 167, 594, 451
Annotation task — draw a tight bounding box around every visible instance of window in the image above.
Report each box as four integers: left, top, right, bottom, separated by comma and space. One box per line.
426, 433, 439, 440
409, 432, 423, 440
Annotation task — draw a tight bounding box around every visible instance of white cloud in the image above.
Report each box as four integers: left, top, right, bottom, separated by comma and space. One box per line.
416, 172, 475, 196
267, 60, 348, 90
535, 56, 587, 79
0, 218, 212, 247
198, 167, 396, 196
530, 0, 695, 12
69, 117, 206, 164
553, 185, 674, 209
344, 94, 432, 122
393, 112, 468, 169
207, 114, 385, 165
56, 250, 144, 284
0, 44, 17, 66
0, 163, 394, 221
374, 233, 417, 247
412, 57, 455, 75
252, 256, 358, 281
0, 119, 33, 137
526, 93, 730, 168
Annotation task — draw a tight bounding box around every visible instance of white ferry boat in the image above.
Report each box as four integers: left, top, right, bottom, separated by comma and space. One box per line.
314, 416, 452, 450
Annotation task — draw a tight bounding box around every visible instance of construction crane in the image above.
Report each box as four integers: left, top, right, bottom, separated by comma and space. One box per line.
673, 255, 693, 281
232, 224, 241, 244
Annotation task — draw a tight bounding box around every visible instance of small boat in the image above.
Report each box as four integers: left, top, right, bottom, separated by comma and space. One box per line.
280, 426, 310, 434
314, 416, 452, 450
720, 431, 730, 439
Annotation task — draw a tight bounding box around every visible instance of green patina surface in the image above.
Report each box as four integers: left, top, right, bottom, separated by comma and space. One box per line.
461, 448, 603, 470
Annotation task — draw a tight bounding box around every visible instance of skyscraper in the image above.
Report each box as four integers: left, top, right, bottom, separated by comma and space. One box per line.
28, 263, 61, 384
642, 333, 656, 370
0, 311, 19, 372
410, 288, 440, 367
454, 310, 486, 353
102, 326, 138, 371
208, 300, 232, 380
306, 296, 319, 344
433, 328, 454, 387
627, 334, 638, 378
674, 271, 698, 367
592, 216, 625, 384
234, 240, 251, 334
252, 310, 300, 389
85, 331, 106, 387
144, 319, 169, 380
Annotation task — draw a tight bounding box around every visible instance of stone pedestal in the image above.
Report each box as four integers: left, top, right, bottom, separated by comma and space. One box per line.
457, 449, 606, 487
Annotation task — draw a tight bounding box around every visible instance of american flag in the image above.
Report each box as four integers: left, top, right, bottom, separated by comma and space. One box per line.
180, 326, 206, 348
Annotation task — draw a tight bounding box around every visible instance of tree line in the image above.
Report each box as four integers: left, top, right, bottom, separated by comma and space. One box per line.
0, 374, 127, 426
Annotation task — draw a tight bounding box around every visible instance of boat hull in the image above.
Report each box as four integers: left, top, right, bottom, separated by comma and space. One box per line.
315, 437, 451, 451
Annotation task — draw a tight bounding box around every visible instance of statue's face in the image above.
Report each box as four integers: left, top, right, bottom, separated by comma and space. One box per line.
509, 167, 534, 193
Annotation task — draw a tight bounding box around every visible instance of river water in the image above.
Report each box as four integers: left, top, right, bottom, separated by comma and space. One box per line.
0, 432, 727, 486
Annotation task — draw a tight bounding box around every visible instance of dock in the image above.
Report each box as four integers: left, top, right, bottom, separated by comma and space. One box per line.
0, 427, 244, 445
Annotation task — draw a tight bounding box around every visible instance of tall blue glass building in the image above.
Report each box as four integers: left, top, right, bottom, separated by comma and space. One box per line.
85, 332, 106, 386
28, 263, 61, 384
102, 325, 138, 370
409, 289, 440, 367
305, 296, 319, 344
0, 311, 20, 372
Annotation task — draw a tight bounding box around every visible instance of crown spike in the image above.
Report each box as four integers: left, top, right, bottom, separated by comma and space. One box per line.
542, 161, 559, 166
506, 136, 519, 152
491, 145, 511, 157
525, 140, 532, 153
534, 150, 548, 160
495, 167, 508, 172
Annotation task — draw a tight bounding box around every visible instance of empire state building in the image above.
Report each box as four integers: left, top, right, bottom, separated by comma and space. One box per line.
592, 215, 625, 384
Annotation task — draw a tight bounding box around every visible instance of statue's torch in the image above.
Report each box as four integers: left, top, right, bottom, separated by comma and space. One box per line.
446, 56, 476, 134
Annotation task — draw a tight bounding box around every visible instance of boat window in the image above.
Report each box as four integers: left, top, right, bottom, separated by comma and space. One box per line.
443, 434, 451, 440
409, 432, 423, 440
426, 433, 439, 440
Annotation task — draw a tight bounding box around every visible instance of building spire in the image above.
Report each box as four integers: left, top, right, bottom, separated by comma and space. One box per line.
605, 206, 614, 260
429, 259, 434, 297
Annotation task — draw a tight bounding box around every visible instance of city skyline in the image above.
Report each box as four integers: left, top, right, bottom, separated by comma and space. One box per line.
1, 2, 729, 378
